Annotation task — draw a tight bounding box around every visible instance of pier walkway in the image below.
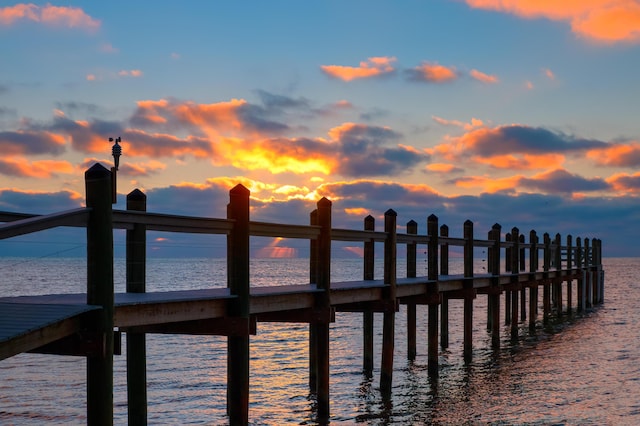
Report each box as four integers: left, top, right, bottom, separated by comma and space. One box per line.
0, 164, 604, 425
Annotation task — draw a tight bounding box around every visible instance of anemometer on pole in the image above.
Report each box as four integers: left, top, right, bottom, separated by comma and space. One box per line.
109, 137, 122, 203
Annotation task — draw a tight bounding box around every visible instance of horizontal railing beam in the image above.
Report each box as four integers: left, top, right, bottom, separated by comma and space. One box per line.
250, 221, 320, 239
333, 228, 386, 242
0, 208, 90, 240
113, 210, 233, 234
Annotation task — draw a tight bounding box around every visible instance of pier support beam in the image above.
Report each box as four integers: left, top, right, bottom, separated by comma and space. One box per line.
85, 164, 114, 426
363, 215, 375, 375
312, 198, 332, 420
380, 210, 397, 396
227, 184, 251, 425
427, 214, 440, 377
440, 224, 449, 349
126, 189, 147, 425
510, 228, 520, 341
406, 220, 417, 361
543, 233, 551, 325
489, 224, 501, 349
576, 237, 585, 311
554, 233, 563, 316
566, 235, 573, 313
528, 230, 538, 333
463, 220, 474, 363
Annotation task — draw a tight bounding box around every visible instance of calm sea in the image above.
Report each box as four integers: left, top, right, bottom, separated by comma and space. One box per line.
1, 257, 639, 425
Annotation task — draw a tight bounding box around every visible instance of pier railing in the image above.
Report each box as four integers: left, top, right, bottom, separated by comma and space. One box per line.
0, 163, 603, 425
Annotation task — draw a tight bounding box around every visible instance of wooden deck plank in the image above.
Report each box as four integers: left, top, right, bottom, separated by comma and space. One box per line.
0, 268, 583, 348
0, 303, 100, 360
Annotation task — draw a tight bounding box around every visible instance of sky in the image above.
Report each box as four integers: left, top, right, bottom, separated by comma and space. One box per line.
1, 0, 639, 258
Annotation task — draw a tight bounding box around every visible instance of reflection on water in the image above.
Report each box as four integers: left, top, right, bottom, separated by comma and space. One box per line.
0, 258, 639, 424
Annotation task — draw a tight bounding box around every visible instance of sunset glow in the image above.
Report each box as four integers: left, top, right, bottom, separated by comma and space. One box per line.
1, 1, 639, 256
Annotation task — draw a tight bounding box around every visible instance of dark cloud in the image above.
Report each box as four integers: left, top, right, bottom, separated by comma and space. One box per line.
609, 174, 640, 192
0, 189, 81, 213
359, 107, 390, 122
54, 101, 105, 116
466, 126, 608, 157
0, 130, 66, 155
520, 169, 610, 194
237, 104, 291, 134
331, 124, 428, 177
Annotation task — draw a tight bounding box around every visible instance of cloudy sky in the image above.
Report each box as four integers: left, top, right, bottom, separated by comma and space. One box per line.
1, 1, 639, 257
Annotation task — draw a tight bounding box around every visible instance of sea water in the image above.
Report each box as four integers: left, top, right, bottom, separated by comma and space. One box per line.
1, 257, 639, 425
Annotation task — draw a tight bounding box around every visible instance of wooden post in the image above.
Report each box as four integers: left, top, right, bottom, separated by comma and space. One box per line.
585, 238, 592, 308
314, 197, 332, 420
489, 224, 501, 349
543, 233, 551, 325
85, 164, 114, 426
440, 224, 449, 275
427, 214, 439, 377
510, 227, 519, 340
406, 220, 417, 361
463, 220, 474, 363
309, 209, 318, 389
440, 224, 449, 349
486, 229, 493, 332
380, 209, 397, 396
126, 189, 147, 425
554, 233, 563, 316
566, 235, 573, 313
227, 184, 250, 425
596, 239, 604, 303
528, 230, 538, 333
363, 215, 375, 375
504, 232, 512, 325
519, 234, 526, 321
576, 237, 584, 312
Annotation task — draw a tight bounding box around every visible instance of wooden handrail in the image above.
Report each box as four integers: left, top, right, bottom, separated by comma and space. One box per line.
0, 208, 90, 240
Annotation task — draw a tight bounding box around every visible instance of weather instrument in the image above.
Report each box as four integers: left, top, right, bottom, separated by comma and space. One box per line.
109, 137, 122, 203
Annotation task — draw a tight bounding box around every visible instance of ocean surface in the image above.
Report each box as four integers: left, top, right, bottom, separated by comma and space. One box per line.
1, 256, 638, 425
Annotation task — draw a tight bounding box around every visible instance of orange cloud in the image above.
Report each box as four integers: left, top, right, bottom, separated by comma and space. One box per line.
409, 62, 458, 83
119, 160, 166, 177
344, 207, 369, 216
432, 116, 484, 130
607, 171, 640, 193
0, 158, 74, 178
454, 175, 522, 193
0, 3, 100, 31
321, 56, 396, 81
586, 141, 640, 167
470, 69, 499, 83
474, 153, 565, 170
465, 0, 640, 43
426, 163, 461, 173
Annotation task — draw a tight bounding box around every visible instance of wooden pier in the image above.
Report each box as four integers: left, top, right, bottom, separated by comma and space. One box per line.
0, 164, 604, 425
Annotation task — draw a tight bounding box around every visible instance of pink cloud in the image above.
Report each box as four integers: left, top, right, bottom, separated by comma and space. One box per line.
321, 56, 397, 81
432, 116, 484, 131
0, 3, 100, 32
118, 69, 143, 78
407, 62, 458, 83
470, 69, 499, 83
